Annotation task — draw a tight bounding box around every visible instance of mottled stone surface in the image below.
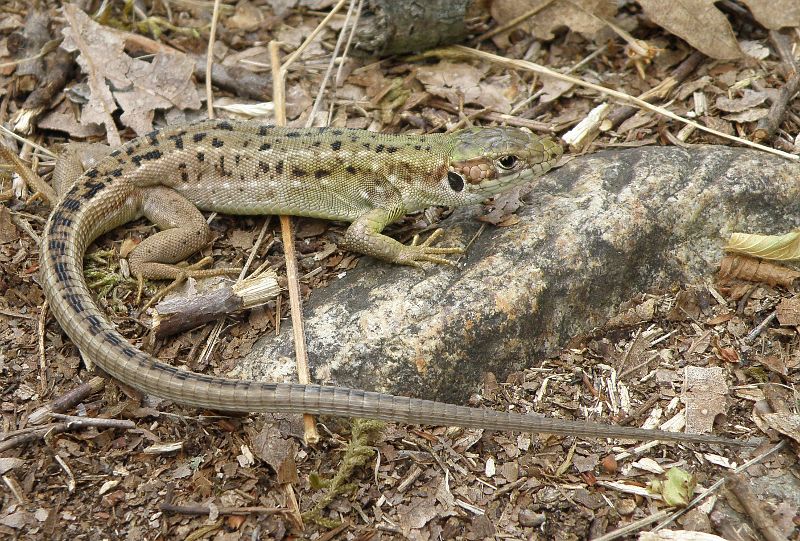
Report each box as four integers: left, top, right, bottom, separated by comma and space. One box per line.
235, 146, 800, 402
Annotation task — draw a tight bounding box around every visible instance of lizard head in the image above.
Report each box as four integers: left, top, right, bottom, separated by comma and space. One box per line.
445, 127, 562, 204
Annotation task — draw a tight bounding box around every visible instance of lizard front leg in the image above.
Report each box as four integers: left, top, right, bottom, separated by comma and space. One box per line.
343, 208, 463, 267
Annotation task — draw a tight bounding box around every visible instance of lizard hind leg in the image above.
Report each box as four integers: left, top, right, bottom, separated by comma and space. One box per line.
130, 186, 239, 305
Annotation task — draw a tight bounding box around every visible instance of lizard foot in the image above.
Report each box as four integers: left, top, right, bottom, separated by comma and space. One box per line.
396, 229, 464, 268
137, 256, 240, 309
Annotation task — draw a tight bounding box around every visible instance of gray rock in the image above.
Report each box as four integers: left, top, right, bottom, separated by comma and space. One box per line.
234, 146, 800, 402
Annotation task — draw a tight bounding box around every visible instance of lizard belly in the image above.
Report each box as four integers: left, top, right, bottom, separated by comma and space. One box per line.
173, 179, 371, 222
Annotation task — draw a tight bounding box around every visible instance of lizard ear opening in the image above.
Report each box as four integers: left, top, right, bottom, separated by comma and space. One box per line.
447, 171, 465, 192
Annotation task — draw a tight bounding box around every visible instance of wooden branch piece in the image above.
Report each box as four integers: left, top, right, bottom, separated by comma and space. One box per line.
151, 271, 280, 340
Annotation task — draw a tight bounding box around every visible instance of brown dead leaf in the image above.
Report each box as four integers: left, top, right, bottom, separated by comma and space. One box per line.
715, 89, 768, 113
490, 0, 616, 47
715, 345, 740, 363
229, 229, 255, 250
0, 206, 19, 244
38, 101, 105, 138
718, 255, 800, 288
606, 297, 657, 327
478, 186, 525, 225
723, 109, 769, 123
295, 218, 328, 239
775, 297, 800, 326
739, 0, 800, 29
666, 289, 701, 321
226, 0, 265, 31
753, 354, 788, 376
637, 0, 742, 60
415, 61, 512, 113
758, 412, 800, 443
60, 5, 201, 142
705, 312, 733, 326
61, 5, 121, 145
250, 423, 299, 484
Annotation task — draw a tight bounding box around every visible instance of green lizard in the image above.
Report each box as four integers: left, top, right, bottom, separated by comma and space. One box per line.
39, 119, 748, 446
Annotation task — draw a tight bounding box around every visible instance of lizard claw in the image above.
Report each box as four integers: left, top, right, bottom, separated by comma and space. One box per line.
396, 229, 464, 267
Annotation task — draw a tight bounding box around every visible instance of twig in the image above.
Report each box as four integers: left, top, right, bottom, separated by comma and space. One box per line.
268, 41, 320, 443
267, 1, 349, 444
0, 144, 57, 205
160, 484, 289, 516
476, 0, 557, 42
48, 413, 136, 428
607, 50, 705, 129
29, 376, 106, 425
427, 98, 552, 131
160, 503, 288, 516
442, 46, 798, 160
151, 271, 279, 339
616, 393, 661, 427
334, 0, 364, 86
205, 0, 223, 118
590, 510, 672, 541
0, 416, 135, 452
726, 472, 789, 541
54, 454, 75, 492
744, 310, 777, 344
754, 30, 800, 143
305, 0, 359, 127
38, 299, 48, 394
0, 125, 54, 158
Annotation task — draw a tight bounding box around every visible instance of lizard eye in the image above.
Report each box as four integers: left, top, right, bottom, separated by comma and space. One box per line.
497, 155, 518, 170
447, 171, 465, 192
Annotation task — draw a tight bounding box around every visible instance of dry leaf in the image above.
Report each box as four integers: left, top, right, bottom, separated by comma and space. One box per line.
723, 108, 769, 123
251, 423, 299, 484
718, 255, 800, 288
637, 0, 742, 60
38, 101, 105, 138
226, 0, 265, 31
726, 230, 800, 260
415, 61, 512, 113
752, 354, 788, 376
489, 0, 616, 47
0, 206, 19, 244
705, 312, 733, 325
61, 5, 121, 145
60, 5, 201, 143
758, 412, 800, 443
775, 297, 800, 326
715, 89, 768, 113
739, 0, 800, 29
666, 289, 701, 321
606, 297, 657, 327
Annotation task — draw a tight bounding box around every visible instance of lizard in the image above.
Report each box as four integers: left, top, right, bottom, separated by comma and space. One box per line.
39, 118, 752, 447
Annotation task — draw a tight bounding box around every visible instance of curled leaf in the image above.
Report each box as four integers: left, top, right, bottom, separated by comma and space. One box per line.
648, 467, 696, 507
718, 255, 800, 287
726, 230, 800, 260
